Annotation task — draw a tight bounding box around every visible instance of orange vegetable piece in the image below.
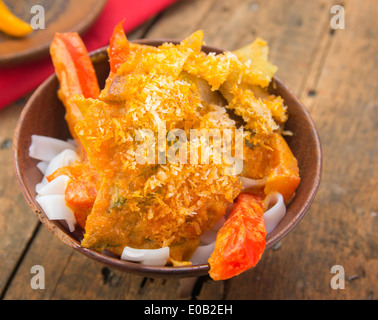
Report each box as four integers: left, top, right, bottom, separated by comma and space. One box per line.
65, 179, 97, 229
208, 193, 267, 281
51, 33, 100, 100
264, 133, 300, 203
47, 162, 100, 229
50, 32, 100, 160
50, 33, 100, 139
108, 20, 130, 73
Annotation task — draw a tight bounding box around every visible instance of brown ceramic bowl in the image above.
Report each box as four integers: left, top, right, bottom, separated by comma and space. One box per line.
13, 40, 322, 278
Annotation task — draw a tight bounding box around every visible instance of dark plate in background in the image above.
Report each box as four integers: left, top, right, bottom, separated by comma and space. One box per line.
0, 0, 107, 66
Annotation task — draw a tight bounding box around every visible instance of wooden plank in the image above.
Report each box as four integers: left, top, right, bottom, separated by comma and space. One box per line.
4, 0, 332, 300
0, 10, 185, 300
0, 96, 40, 297
147, 0, 338, 299
226, 0, 378, 300
3, 1, 223, 300
2, 226, 73, 300
3, 225, 195, 300
4, 0, 376, 300
145, 0, 218, 40
147, 0, 334, 94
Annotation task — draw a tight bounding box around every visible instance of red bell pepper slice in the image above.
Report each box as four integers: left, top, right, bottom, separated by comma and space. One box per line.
50, 32, 100, 160
208, 193, 267, 281
108, 20, 130, 73
51, 33, 100, 100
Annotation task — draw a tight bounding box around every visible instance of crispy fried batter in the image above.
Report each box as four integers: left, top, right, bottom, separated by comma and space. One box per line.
70, 31, 286, 264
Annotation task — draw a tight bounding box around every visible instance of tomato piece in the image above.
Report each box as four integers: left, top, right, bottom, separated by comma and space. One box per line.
108, 20, 130, 73
208, 193, 267, 281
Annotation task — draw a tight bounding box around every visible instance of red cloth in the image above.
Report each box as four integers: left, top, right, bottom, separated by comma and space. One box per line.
0, 0, 177, 110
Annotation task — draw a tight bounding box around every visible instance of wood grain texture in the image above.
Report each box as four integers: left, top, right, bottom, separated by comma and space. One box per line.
226, 0, 378, 300
0, 96, 39, 297
1, 0, 377, 300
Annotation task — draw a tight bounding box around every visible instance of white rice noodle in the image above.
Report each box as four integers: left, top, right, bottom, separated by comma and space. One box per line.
190, 242, 215, 265
36, 194, 76, 232
36, 161, 48, 175
191, 216, 227, 264
121, 246, 170, 266
29, 135, 76, 162
263, 192, 286, 234
34, 151, 77, 232
44, 149, 78, 177
225, 202, 234, 219
67, 138, 77, 147
199, 216, 226, 245
37, 175, 70, 196
35, 149, 78, 193
199, 230, 217, 246
239, 176, 267, 189
29, 136, 80, 233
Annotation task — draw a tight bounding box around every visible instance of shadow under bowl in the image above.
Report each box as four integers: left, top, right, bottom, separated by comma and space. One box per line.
13, 40, 322, 278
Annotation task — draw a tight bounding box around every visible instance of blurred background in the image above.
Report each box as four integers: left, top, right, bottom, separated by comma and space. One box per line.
0, 0, 377, 300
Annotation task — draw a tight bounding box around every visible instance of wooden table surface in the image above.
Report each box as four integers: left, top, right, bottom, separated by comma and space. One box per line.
0, 0, 377, 300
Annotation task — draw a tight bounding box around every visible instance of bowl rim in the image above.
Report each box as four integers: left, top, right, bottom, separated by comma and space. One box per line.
13, 40, 322, 278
